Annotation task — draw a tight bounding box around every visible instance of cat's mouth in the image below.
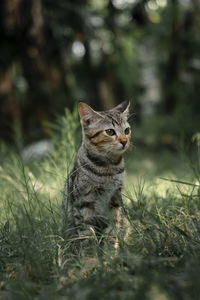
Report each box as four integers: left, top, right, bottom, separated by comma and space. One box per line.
121, 144, 126, 150
117, 143, 128, 151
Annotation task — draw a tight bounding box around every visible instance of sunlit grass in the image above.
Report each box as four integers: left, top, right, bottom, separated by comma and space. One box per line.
0, 111, 199, 299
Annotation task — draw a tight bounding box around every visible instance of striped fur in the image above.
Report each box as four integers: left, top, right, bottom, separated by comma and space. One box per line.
62, 101, 131, 243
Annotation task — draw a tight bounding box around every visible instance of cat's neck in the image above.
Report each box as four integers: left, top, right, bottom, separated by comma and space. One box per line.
81, 143, 123, 167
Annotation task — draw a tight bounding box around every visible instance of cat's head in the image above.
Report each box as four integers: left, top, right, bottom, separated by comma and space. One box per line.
78, 101, 131, 156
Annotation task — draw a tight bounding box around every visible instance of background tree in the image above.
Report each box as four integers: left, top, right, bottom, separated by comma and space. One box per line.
0, 0, 199, 144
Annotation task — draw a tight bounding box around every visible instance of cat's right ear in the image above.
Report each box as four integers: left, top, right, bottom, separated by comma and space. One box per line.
78, 102, 104, 126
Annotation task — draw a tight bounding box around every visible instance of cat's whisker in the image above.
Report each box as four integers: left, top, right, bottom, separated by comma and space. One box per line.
129, 142, 135, 148
127, 112, 136, 122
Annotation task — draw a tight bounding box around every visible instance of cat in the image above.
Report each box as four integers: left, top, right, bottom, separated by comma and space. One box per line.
62, 100, 131, 249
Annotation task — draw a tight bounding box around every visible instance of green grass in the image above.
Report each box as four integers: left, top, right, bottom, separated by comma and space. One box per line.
0, 111, 200, 300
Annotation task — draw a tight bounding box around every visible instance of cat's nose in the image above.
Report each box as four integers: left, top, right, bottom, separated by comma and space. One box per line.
120, 140, 127, 148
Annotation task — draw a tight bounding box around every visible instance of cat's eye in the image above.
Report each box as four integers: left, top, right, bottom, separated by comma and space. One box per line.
124, 127, 130, 135
106, 129, 116, 136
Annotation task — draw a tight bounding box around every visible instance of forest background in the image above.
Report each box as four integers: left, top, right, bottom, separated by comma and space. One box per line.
0, 0, 199, 146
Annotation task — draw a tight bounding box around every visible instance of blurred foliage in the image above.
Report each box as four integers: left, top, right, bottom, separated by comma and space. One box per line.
0, 0, 199, 144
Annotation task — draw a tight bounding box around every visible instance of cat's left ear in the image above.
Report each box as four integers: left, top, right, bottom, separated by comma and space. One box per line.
78, 102, 104, 126
113, 100, 130, 116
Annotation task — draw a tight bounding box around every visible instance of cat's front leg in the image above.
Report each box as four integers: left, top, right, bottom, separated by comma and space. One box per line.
101, 190, 122, 248
105, 189, 129, 248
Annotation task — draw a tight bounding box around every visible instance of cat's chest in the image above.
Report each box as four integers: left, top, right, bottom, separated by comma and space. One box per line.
77, 152, 125, 195
83, 170, 124, 195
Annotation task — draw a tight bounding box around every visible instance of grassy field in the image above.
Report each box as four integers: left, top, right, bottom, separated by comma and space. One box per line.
0, 111, 199, 300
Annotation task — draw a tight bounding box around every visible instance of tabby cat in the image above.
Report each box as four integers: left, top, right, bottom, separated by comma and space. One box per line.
62, 100, 131, 246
